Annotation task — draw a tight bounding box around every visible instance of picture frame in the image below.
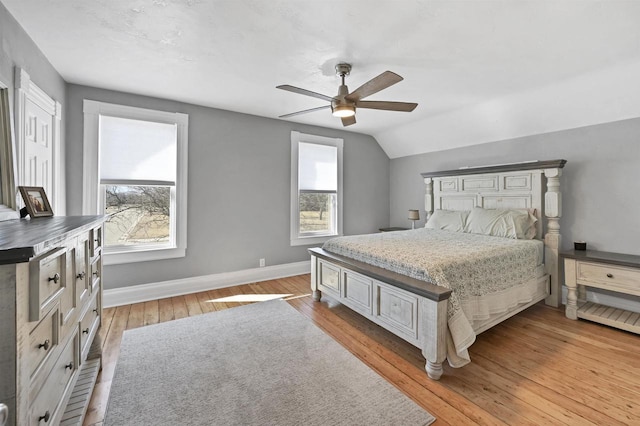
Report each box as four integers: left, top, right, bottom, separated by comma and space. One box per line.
18, 186, 54, 218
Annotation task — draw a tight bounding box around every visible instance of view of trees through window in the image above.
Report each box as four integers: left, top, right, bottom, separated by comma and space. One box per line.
105, 185, 171, 247
299, 192, 334, 234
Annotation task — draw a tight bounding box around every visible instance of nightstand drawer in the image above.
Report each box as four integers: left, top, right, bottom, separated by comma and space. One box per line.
577, 262, 640, 296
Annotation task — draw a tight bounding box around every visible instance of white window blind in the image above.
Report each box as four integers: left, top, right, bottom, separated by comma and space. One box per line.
298, 142, 337, 192
99, 115, 177, 185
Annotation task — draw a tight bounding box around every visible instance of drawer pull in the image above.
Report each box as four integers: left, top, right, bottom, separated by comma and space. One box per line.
48, 273, 60, 284
38, 339, 50, 351
92, 271, 99, 277
83, 327, 90, 334
606, 273, 614, 278
76, 271, 86, 280
93, 308, 99, 315
38, 411, 50, 423
65, 362, 74, 370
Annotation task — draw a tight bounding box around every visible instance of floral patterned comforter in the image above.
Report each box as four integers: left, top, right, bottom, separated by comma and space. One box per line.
322, 228, 543, 367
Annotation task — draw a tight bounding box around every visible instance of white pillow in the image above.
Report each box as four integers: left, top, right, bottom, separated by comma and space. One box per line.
464, 208, 537, 239
425, 210, 469, 232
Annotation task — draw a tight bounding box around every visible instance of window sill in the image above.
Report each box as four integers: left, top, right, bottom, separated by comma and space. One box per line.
290, 234, 340, 247
104, 246, 186, 265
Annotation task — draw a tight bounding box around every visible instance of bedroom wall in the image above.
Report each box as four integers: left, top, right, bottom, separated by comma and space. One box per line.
0, 2, 67, 209
390, 117, 640, 256
66, 84, 390, 290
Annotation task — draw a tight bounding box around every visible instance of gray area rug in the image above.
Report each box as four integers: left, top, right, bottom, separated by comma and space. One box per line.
105, 299, 435, 425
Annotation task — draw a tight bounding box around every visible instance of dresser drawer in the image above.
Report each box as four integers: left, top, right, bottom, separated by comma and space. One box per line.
375, 283, 419, 340
80, 294, 101, 359
89, 226, 102, 259
76, 236, 90, 304
28, 329, 78, 426
60, 249, 77, 328
577, 262, 640, 296
28, 306, 59, 381
29, 248, 66, 321
90, 255, 101, 294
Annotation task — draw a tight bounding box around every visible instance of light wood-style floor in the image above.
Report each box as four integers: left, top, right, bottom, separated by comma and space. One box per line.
84, 274, 640, 425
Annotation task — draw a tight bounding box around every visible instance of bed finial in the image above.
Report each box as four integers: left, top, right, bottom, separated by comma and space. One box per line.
424, 177, 434, 221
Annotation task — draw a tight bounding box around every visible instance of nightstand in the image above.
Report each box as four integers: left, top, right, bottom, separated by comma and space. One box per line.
562, 249, 640, 334
379, 227, 410, 232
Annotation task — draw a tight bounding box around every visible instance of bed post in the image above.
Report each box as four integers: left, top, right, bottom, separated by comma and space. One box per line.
310, 254, 321, 301
543, 167, 563, 307
419, 298, 447, 380
424, 177, 434, 221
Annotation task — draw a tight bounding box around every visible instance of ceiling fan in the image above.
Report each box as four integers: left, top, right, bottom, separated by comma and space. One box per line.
277, 63, 418, 127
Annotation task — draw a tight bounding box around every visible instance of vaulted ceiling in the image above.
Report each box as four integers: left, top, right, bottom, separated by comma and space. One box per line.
3, 0, 640, 158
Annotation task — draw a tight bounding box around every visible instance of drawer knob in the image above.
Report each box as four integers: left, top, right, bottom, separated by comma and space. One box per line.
83, 327, 90, 334
76, 271, 85, 280
65, 362, 74, 370
38, 339, 50, 351
92, 271, 99, 277
48, 273, 60, 284
606, 273, 614, 278
93, 308, 99, 315
38, 411, 50, 423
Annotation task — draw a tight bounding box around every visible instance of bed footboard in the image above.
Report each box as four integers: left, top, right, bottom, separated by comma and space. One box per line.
309, 248, 450, 380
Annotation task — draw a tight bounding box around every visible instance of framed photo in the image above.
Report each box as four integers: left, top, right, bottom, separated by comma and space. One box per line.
18, 186, 54, 218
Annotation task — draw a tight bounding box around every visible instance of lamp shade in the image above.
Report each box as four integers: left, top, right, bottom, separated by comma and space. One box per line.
408, 209, 420, 220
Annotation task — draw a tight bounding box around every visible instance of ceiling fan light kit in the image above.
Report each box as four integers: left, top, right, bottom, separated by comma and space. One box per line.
277, 63, 418, 127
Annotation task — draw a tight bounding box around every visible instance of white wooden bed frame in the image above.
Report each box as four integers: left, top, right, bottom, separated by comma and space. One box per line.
309, 159, 566, 380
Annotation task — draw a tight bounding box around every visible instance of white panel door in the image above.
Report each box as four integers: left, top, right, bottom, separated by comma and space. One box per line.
15, 68, 63, 213
24, 97, 53, 194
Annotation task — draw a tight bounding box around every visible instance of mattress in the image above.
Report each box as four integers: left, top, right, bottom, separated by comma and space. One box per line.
322, 228, 546, 367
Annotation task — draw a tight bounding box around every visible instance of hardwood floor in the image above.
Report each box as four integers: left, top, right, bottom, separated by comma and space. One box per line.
84, 274, 640, 425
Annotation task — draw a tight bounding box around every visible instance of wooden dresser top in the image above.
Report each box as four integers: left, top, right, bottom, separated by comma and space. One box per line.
0, 216, 105, 264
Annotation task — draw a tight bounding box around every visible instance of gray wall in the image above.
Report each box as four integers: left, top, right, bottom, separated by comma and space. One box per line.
0, 2, 67, 210
66, 84, 390, 289
390, 117, 640, 256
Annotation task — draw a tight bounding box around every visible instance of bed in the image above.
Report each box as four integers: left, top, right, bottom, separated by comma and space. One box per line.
308, 159, 566, 380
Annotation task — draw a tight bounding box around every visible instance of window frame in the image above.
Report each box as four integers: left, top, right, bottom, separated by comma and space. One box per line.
290, 131, 343, 246
82, 100, 188, 265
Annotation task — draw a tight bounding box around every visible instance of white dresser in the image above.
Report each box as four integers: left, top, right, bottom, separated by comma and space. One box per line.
0, 216, 105, 426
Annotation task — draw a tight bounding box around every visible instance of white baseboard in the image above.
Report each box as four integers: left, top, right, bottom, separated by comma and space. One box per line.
103, 261, 311, 308
562, 286, 640, 313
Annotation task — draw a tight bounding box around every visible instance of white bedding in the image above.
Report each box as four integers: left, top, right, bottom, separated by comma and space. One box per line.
322, 228, 545, 368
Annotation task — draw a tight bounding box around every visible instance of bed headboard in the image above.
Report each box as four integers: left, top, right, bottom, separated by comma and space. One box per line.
420, 159, 567, 307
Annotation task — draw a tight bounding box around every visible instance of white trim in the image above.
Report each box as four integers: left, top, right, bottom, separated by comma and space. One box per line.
290, 131, 344, 246
562, 286, 640, 314
103, 261, 311, 308
82, 100, 188, 264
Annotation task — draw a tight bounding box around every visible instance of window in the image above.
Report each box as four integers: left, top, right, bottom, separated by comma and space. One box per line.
83, 101, 188, 265
290, 131, 343, 246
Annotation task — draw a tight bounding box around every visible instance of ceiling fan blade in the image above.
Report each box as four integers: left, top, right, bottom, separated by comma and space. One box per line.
356, 100, 418, 112
279, 105, 330, 118
341, 116, 356, 126
345, 71, 403, 102
276, 85, 334, 102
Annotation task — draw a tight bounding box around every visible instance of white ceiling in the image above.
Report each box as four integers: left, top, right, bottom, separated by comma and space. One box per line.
4, 0, 640, 158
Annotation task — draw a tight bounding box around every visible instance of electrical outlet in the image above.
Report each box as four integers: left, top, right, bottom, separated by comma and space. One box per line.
259, 258, 265, 267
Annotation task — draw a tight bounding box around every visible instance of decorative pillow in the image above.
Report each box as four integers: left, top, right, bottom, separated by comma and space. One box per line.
464, 208, 537, 239
425, 210, 469, 232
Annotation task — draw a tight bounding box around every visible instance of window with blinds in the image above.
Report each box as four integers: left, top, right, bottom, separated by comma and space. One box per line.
290, 132, 343, 246
99, 115, 177, 251
83, 100, 188, 264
